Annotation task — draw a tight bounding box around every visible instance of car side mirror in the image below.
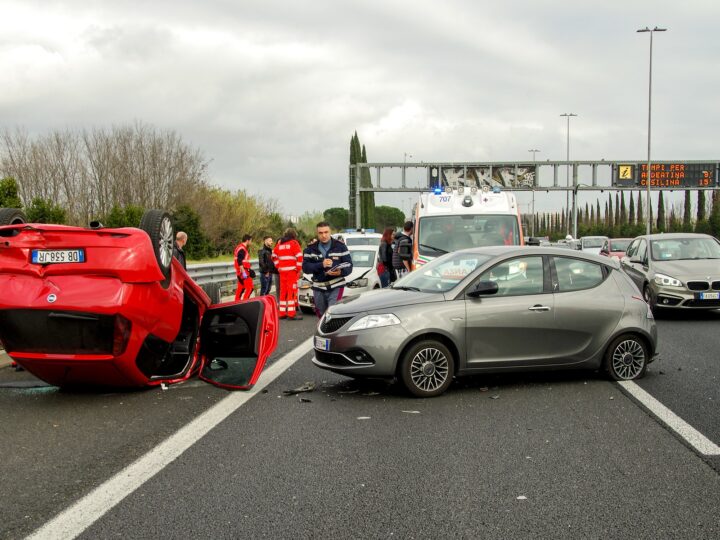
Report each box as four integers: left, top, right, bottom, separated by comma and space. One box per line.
467, 280, 499, 298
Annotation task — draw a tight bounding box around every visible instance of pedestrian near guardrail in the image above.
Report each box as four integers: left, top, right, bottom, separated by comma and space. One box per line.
272, 228, 303, 320
258, 235, 277, 296
234, 234, 255, 301
173, 231, 187, 269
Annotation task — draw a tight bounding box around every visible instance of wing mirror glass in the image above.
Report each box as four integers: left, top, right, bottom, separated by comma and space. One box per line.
467, 280, 499, 298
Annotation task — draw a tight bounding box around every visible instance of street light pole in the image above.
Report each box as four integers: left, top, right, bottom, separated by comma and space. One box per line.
528, 149, 540, 236
637, 26, 667, 235
560, 113, 577, 236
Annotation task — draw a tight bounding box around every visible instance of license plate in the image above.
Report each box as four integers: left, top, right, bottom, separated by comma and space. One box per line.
699, 292, 720, 300
32, 249, 85, 264
314, 336, 330, 351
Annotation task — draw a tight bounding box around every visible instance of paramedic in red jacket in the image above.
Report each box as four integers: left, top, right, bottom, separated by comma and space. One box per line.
272, 228, 304, 319
234, 234, 254, 301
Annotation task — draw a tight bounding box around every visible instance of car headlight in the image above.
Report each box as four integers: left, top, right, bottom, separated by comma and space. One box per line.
348, 278, 369, 288
347, 313, 400, 331
654, 273, 682, 287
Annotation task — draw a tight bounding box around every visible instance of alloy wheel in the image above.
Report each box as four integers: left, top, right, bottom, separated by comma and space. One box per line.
409, 346, 450, 392
611, 339, 646, 380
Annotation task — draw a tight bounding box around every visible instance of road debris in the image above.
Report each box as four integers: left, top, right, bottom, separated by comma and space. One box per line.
357, 416, 371, 420
402, 410, 420, 414
516, 495, 527, 500
283, 382, 316, 396
338, 389, 359, 394
299, 397, 312, 403
490, 394, 500, 400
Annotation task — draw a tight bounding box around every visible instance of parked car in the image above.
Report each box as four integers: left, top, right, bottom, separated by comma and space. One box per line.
600, 238, 632, 259
580, 236, 609, 255
298, 245, 382, 313
620, 233, 720, 313
334, 231, 382, 246
313, 246, 657, 397
0, 208, 278, 389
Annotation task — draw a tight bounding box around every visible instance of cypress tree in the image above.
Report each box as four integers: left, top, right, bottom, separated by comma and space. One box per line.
608, 195, 614, 230
637, 191, 644, 226
697, 190, 706, 221
629, 192, 635, 225
348, 133, 359, 227
596, 200, 601, 227
709, 190, 720, 238
683, 191, 692, 232
620, 192, 627, 226
656, 191, 666, 232
614, 193, 620, 229
360, 144, 375, 229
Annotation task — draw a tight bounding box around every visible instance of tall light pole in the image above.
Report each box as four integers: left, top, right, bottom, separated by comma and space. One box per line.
560, 113, 577, 236
637, 26, 667, 235
528, 149, 540, 236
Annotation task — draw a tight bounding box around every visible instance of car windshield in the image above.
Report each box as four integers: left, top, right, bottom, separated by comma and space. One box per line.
393, 251, 492, 293
650, 237, 720, 261
582, 238, 605, 248
345, 237, 381, 246
349, 250, 375, 268
609, 239, 631, 252
417, 215, 519, 256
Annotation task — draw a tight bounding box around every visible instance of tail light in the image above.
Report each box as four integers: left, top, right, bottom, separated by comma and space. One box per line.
112, 315, 132, 356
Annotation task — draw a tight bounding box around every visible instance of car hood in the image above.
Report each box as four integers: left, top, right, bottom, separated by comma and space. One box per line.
346, 266, 374, 282
653, 259, 720, 279
330, 288, 445, 314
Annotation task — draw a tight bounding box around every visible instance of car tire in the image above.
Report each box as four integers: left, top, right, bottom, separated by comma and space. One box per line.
202, 282, 222, 304
399, 340, 454, 398
642, 284, 658, 315
0, 208, 27, 226
604, 334, 649, 381
139, 209, 174, 286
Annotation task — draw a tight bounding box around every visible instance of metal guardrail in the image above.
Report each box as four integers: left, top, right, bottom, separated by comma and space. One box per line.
187, 259, 262, 297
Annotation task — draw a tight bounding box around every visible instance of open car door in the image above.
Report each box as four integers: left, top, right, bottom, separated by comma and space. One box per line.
198, 296, 278, 390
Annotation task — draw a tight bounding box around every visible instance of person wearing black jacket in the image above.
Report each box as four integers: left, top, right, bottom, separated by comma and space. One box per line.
257, 235, 277, 296
173, 231, 187, 269
392, 221, 414, 276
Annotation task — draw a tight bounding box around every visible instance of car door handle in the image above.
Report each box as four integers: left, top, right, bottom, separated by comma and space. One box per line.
528, 305, 551, 312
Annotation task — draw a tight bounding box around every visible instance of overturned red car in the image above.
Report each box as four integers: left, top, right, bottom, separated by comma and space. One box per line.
0, 208, 278, 390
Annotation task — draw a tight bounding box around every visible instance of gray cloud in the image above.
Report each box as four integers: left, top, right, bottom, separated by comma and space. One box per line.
1, 0, 718, 218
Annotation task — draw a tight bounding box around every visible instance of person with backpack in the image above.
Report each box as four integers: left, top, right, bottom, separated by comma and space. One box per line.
392, 221, 414, 277
378, 227, 396, 287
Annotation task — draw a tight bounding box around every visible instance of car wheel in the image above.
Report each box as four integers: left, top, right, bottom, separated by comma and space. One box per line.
400, 340, 454, 397
202, 282, 222, 304
605, 334, 648, 381
642, 284, 657, 315
0, 208, 27, 226
139, 210, 174, 286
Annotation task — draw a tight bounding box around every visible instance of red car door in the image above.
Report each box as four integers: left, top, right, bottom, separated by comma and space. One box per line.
198, 296, 278, 390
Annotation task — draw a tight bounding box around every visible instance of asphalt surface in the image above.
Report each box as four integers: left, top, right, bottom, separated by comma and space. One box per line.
1, 311, 719, 539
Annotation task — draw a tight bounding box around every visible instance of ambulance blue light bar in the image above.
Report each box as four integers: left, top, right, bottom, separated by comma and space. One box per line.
492, 186, 502, 193
433, 187, 443, 194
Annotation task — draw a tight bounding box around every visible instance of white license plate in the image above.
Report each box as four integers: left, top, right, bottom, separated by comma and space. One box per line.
32, 249, 85, 264
314, 336, 330, 351
700, 292, 720, 300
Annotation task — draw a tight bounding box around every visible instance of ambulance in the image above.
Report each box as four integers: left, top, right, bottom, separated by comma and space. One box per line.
411, 185, 524, 268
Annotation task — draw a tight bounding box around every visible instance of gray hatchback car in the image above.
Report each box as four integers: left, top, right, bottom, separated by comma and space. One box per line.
313, 246, 657, 397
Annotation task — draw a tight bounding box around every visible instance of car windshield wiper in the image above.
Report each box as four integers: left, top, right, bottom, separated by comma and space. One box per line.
392, 285, 422, 291
418, 243, 448, 254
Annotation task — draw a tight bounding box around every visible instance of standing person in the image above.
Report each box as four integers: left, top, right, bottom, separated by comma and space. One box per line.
257, 235, 277, 296
233, 234, 255, 301
392, 221, 414, 278
303, 221, 353, 318
173, 231, 188, 269
272, 228, 304, 319
378, 227, 395, 287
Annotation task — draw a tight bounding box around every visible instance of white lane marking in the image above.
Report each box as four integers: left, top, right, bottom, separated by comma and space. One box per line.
618, 380, 720, 456
27, 338, 315, 540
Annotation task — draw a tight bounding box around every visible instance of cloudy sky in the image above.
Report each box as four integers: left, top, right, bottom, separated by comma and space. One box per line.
2, 0, 718, 221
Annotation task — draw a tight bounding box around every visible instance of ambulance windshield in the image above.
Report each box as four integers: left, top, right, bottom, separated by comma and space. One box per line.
417, 215, 520, 255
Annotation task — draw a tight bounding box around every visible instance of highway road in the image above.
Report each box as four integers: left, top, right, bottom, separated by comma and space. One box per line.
1, 312, 719, 539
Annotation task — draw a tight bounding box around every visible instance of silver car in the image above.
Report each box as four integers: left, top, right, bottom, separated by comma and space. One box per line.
621, 233, 720, 313
313, 246, 657, 397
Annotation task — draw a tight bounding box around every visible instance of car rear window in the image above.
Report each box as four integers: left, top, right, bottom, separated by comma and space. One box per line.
553, 257, 605, 292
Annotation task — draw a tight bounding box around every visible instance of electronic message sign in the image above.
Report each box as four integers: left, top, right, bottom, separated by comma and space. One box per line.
614, 163, 717, 188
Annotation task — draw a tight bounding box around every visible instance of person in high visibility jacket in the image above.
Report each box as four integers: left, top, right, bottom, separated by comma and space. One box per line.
234, 234, 255, 301
272, 228, 303, 319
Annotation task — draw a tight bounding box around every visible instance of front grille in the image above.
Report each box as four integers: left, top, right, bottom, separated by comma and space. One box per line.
687, 281, 709, 291
0, 309, 115, 354
320, 316, 353, 334
315, 349, 375, 367
712, 281, 720, 291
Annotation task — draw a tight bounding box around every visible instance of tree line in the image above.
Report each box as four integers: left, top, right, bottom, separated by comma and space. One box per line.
531, 190, 720, 239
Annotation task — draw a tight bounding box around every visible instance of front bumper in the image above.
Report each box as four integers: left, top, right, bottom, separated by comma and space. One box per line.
312, 318, 409, 377
653, 283, 720, 309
